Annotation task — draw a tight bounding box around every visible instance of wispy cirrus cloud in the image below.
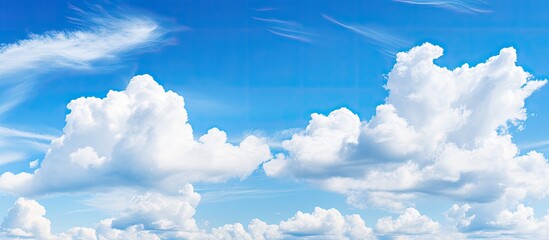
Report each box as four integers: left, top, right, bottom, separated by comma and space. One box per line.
519, 139, 549, 151
0, 126, 56, 166
323, 15, 409, 56
0, 5, 169, 115
393, 0, 490, 13
0, 6, 170, 166
0, 126, 56, 141
253, 16, 313, 43
0, 7, 166, 78
254, 7, 279, 12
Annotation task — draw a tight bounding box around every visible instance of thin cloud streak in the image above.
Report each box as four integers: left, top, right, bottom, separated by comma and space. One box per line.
253, 17, 298, 26
198, 186, 304, 203
0, 152, 26, 166
519, 139, 549, 150
0, 126, 57, 166
254, 17, 313, 43
323, 15, 409, 56
0, 126, 56, 141
0, 82, 30, 116
268, 29, 311, 43
254, 7, 280, 12
393, 0, 490, 13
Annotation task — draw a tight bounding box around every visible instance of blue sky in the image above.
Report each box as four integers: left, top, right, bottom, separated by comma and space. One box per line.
2, 0, 549, 239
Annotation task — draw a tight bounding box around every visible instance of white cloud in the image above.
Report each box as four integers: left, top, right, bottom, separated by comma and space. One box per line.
28, 159, 39, 169
0, 74, 271, 195
278, 207, 375, 239
1, 198, 52, 239
446, 204, 475, 230
69, 147, 107, 169
247, 219, 283, 240
376, 208, 439, 236
112, 184, 200, 232
466, 204, 549, 238
265, 43, 549, 210
56, 227, 97, 240
209, 223, 254, 240
91, 219, 161, 240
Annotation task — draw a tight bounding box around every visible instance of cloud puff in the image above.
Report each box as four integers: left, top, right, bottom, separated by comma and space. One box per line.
376, 208, 439, 237
0, 75, 271, 196
62, 185, 201, 240
265, 43, 549, 210
277, 207, 375, 239
485, 204, 549, 238
112, 184, 200, 232
1, 198, 52, 239
446, 204, 475, 231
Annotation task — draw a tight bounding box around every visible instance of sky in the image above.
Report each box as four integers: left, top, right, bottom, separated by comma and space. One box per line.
2, 0, 549, 239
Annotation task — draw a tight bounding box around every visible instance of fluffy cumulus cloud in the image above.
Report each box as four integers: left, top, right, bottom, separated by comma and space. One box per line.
375, 208, 439, 238
1, 198, 52, 239
275, 207, 375, 239
1, 194, 379, 240
206, 206, 456, 240
1, 186, 198, 239
147, 205, 376, 239
111, 184, 201, 232
482, 204, 549, 238
264, 43, 549, 235
0, 74, 270, 195
4, 195, 460, 239
0, 187, 201, 240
